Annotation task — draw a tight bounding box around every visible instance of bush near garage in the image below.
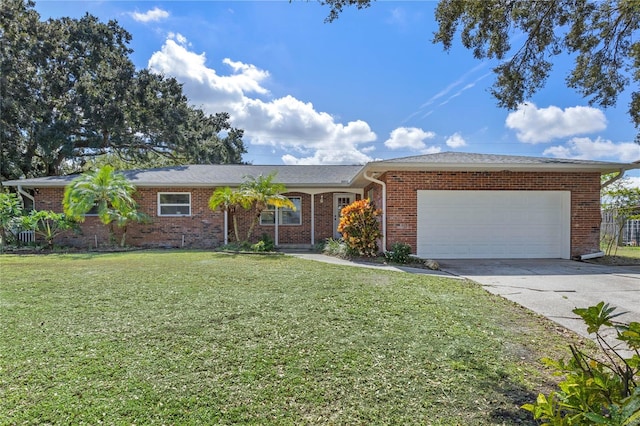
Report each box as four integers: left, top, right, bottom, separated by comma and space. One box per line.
337, 199, 381, 257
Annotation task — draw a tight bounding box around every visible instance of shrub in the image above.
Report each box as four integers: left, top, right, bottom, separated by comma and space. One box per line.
251, 233, 275, 252
0, 191, 24, 248
522, 302, 640, 425
337, 199, 382, 257
384, 242, 412, 264
323, 238, 352, 258
20, 210, 77, 249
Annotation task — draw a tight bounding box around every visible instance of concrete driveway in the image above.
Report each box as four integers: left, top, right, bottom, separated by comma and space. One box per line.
439, 259, 640, 348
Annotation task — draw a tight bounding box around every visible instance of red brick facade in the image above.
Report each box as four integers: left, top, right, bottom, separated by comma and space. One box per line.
35, 187, 351, 249
371, 170, 601, 258
34, 170, 602, 256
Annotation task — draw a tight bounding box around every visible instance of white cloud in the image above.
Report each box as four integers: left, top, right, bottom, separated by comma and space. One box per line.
384, 127, 436, 150
149, 38, 270, 108
506, 103, 607, 144
130, 7, 169, 23
446, 132, 467, 148
167, 32, 190, 47
148, 36, 377, 165
543, 137, 640, 163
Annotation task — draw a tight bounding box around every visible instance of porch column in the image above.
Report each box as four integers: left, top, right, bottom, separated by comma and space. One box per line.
274, 206, 279, 246
223, 210, 228, 245
311, 194, 315, 246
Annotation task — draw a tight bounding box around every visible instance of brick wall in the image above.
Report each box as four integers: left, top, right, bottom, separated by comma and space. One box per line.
379, 170, 602, 258
35, 172, 600, 256
34, 188, 350, 248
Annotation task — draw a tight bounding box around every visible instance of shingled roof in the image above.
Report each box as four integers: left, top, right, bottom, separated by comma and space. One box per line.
1, 164, 365, 188
363, 152, 634, 173
2, 152, 636, 189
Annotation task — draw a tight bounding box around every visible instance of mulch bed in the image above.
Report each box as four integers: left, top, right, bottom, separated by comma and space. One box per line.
583, 255, 640, 266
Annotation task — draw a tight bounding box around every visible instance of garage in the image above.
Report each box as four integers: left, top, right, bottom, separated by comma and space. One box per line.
416, 190, 571, 259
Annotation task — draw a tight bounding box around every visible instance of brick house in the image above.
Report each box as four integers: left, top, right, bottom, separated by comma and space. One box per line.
3, 152, 636, 259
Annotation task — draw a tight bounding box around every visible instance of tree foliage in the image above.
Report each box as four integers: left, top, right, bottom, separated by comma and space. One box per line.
601, 175, 640, 254
63, 165, 149, 246
523, 302, 640, 425
240, 172, 296, 242
320, 0, 640, 137
0, 191, 24, 248
0, 0, 246, 181
20, 210, 76, 249
209, 186, 248, 243
208, 173, 295, 244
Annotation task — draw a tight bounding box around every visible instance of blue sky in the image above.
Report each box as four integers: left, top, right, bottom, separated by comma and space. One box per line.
35, 1, 639, 182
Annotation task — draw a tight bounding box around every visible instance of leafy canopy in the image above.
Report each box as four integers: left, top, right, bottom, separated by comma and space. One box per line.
63, 165, 149, 246
0, 0, 246, 181
320, 0, 640, 138
63, 165, 137, 225
209, 172, 295, 243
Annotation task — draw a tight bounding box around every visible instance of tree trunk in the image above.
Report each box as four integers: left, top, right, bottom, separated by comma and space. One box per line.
232, 215, 241, 242
246, 212, 261, 242
120, 225, 127, 247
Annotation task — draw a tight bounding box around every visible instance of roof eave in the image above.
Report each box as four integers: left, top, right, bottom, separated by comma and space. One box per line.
1, 180, 359, 189
364, 162, 636, 174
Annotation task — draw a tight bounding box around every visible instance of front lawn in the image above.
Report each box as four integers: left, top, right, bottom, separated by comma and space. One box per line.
1, 251, 584, 424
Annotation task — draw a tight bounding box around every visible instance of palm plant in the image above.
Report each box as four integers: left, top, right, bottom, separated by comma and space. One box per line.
63, 165, 147, 245
20, 210, 77, 249
240, 172, 295, 242
111, 206, 151, 247
208, 186, 248, 243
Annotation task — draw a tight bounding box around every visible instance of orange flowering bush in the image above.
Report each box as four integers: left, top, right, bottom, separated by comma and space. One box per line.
337, 199, 382, 257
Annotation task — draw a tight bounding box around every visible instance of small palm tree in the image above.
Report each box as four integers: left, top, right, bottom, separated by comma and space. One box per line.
240, 172, 296, 242
208, 186, 248, 243
110, 205, 151, 247
63, 165, 147, 245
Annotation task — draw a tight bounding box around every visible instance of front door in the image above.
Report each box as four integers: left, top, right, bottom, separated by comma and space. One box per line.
333, 193, 355, 238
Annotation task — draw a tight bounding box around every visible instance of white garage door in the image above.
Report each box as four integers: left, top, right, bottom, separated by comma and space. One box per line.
416, 191, 570, 259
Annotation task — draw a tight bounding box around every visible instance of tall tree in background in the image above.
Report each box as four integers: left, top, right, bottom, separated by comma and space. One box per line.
320, 0, 640, 140
0, 0, 246, 181
0, 0, 44, 180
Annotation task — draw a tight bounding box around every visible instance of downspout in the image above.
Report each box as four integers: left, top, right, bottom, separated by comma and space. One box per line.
601, 169, 626, 189
17, 185, 35, 210
363, 171, 386, 252
601, 161, 639, 189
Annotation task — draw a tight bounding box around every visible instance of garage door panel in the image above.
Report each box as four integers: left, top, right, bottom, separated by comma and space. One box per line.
417, 191, 570, 259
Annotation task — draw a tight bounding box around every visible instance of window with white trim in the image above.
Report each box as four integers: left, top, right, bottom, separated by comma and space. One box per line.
260, 197, 301, 225
158, 193, 191, 216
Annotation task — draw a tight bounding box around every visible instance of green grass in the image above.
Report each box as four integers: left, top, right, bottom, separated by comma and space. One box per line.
610, 245, 640, 258
1, 251, 582, 425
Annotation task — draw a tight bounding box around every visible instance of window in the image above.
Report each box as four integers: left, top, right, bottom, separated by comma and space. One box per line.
260, 197, 301, 225
158, 193, 191, 216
